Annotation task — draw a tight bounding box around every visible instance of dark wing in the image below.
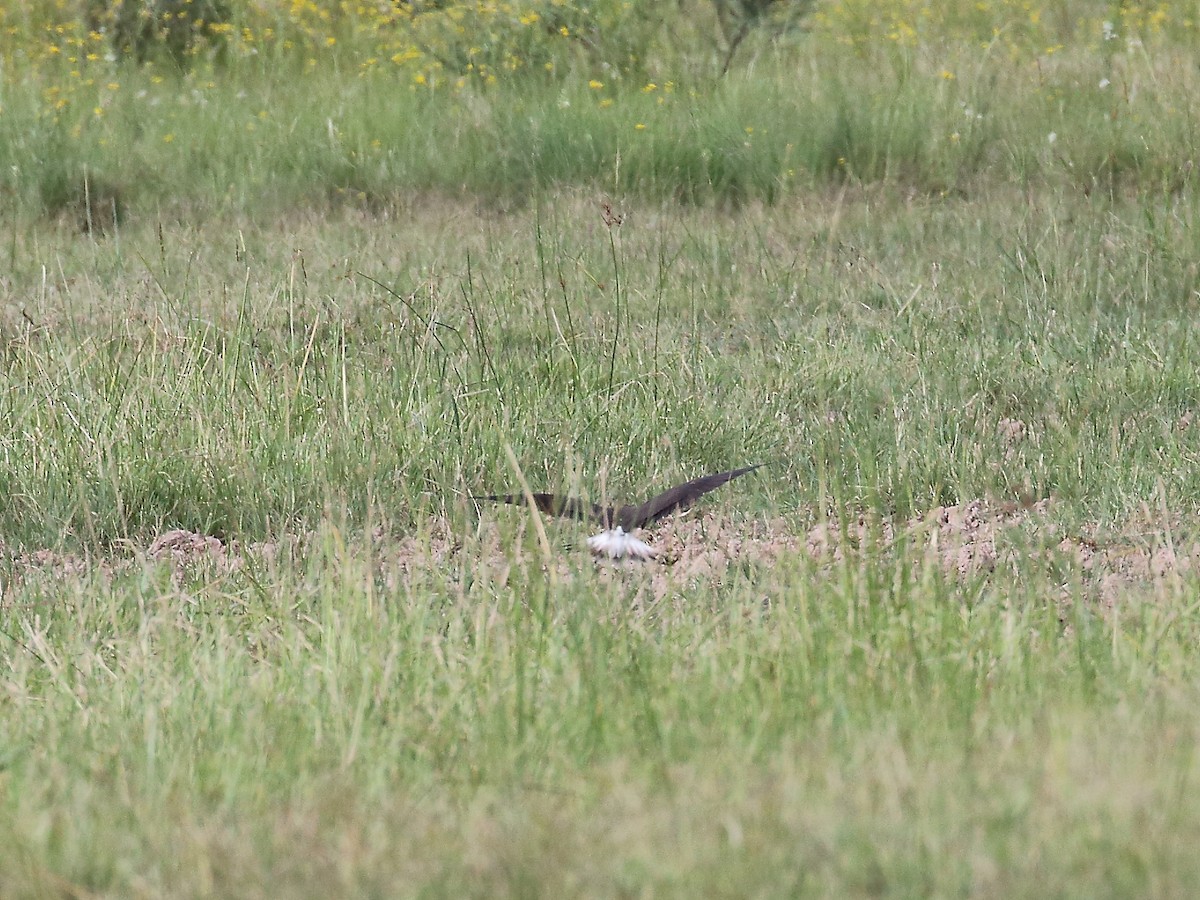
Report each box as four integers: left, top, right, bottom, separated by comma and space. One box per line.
616, 464, 763, 529
476, 493, 613, 525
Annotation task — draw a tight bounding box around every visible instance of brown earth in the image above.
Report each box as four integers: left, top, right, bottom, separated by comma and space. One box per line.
2, 497, 1196, 615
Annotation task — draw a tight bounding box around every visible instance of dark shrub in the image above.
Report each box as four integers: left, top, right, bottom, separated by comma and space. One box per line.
84, 0, 231, 66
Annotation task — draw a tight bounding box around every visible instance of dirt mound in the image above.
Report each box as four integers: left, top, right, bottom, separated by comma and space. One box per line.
147, 529, 227, 561
804, 497, 1053, 576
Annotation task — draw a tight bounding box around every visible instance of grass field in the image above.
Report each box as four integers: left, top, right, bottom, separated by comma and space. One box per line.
4, 2, 1200, 897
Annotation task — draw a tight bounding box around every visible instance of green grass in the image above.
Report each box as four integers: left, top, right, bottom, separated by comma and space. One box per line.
5, 186, 1199, 546
4, 6, 1200, 896
3, 186, 1200, 897
4, 517, 1200, 896
4, 21, 1200, 218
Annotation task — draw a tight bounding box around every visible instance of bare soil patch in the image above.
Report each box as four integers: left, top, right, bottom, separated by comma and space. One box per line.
2, 499, 1195, 612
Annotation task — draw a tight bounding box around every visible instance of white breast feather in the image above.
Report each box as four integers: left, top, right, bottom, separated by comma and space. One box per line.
586, 526, 657, 561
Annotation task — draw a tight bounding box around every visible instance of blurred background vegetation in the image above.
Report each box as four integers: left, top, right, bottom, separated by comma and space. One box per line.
2, 1, 1197, 225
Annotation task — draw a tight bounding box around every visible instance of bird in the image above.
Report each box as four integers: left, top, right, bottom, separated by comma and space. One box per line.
477, 464, 762, 561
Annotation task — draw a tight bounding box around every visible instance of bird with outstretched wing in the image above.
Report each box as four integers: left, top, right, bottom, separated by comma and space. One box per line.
477, 464, 762, 560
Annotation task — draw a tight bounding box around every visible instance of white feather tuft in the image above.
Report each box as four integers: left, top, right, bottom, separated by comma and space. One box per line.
586, 526, 658, 561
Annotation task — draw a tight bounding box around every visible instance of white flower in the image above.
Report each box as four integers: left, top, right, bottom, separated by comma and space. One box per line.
1048, 132, 1058, 144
